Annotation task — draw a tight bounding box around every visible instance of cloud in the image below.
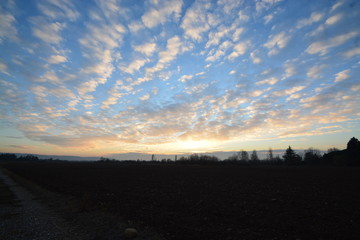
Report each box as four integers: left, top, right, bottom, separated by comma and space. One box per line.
49, 86, 75, 98
264, 14, 274, 24
133, 42, 157, 56
263, 31, 291, 56
256, 77, 278, 85
140, 93, 150, 101
351, 84, 360, 92
128, 21, 144, 33
36, 70, 61, 84
37, 0, 80, 21
227, 41, 248, 60
141, 0, 183, 28
205, 24, 236, 48
217, 0, 241, 15
120, 58, 148, 74
0, 8, 18, 43
331, 0, 346, 12
307, 64, 327, 79
206, 40, 233, 62
255, 0, 283, 13
272, 86, 305, 97
0, 61, 9, 75
178, 74, 193, 82
335, 69, 350, 82
146, 35, 188, 75
232, 27, 245, 42
30, 17, 65, 44
296, 11, 324, 29
101, 80, 126, 109
306, 31, 359, 55
250, 51, 261, 64
325, 13, 343, 25
47, 55, 67, 64
282, 62, 297, 79
181, 0, 212, 41
342, 47, 360, 58
77, 20, 125, 96
6, 145, 29, 149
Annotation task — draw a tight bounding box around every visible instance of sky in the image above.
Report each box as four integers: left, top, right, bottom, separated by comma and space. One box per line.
0, 0, 359, 159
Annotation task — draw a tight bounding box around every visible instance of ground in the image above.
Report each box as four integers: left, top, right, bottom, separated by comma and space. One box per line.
1, 162, 360, 240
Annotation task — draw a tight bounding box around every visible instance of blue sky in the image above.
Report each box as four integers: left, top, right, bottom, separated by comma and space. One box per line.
0, 0, 359, 158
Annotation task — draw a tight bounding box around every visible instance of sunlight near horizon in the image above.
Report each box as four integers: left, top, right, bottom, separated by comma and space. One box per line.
175, 140, 218, 153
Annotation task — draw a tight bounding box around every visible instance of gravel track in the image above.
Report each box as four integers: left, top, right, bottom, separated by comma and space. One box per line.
0, 167, 166, 240
0, 168, 80, 240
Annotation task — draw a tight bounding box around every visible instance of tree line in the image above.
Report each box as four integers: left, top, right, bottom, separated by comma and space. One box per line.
1, 137, 359, 166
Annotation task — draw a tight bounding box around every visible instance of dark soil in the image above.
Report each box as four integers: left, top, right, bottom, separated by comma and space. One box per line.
2, 162, 360, 240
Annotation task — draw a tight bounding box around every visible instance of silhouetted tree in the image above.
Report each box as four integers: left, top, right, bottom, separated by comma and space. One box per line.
250, 150, 259, 162
303, 148, 322, 164
283, 146, 302, 165
327, 147, 339, 153
239, 150, 249, 162
0, 153, 17, 161
267, 148, 274, 161
346, 137, 360, 165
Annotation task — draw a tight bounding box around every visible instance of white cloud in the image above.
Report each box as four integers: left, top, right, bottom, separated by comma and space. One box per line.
128, 21, 144, 33
342, 47, 360, 58
256, 0, 283, 13
250, 51, 261, 64
227, 41, 248, 60
0, 10, 17, 44
206, 25, 234, 48
229, 70, 236, 75
296, 12, 324, 29
273, 86, 305, 97
141, 0, 183, 28
217, 0, 240, 15
101, 80, 126, 109
146, 35, 187, 75
160, 36, 183, 64
77, 80, 99, 96
181, 0, 212, 41
285, 62, 297, 76
264, 14, 274, 24
0, 61, 9, 75
178, 74, 193, 82
30, 85, 48, 98
263, 31, 291, 56
307, 64, 327, 79
351, 84, 360, 92
256, 77, 278, 85
335, 69, 350, 82
37, 0, 80, 21
31, 17, 65, 44
331, 0, 345, 12
232, 27, 244, 42
206, 40, 233, 62
152, 87, 159, 95
133, 42, 157, 56
325, 14, 343, 25
120, 58, 148, 74
47, 55, 67, 64
49, 86, 75, 98
140, 93, 150, 101
306, 31, 359, 55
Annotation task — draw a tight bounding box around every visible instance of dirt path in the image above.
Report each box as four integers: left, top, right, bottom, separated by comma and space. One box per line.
0, 167, 166, 240
0, 168, 80, 240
